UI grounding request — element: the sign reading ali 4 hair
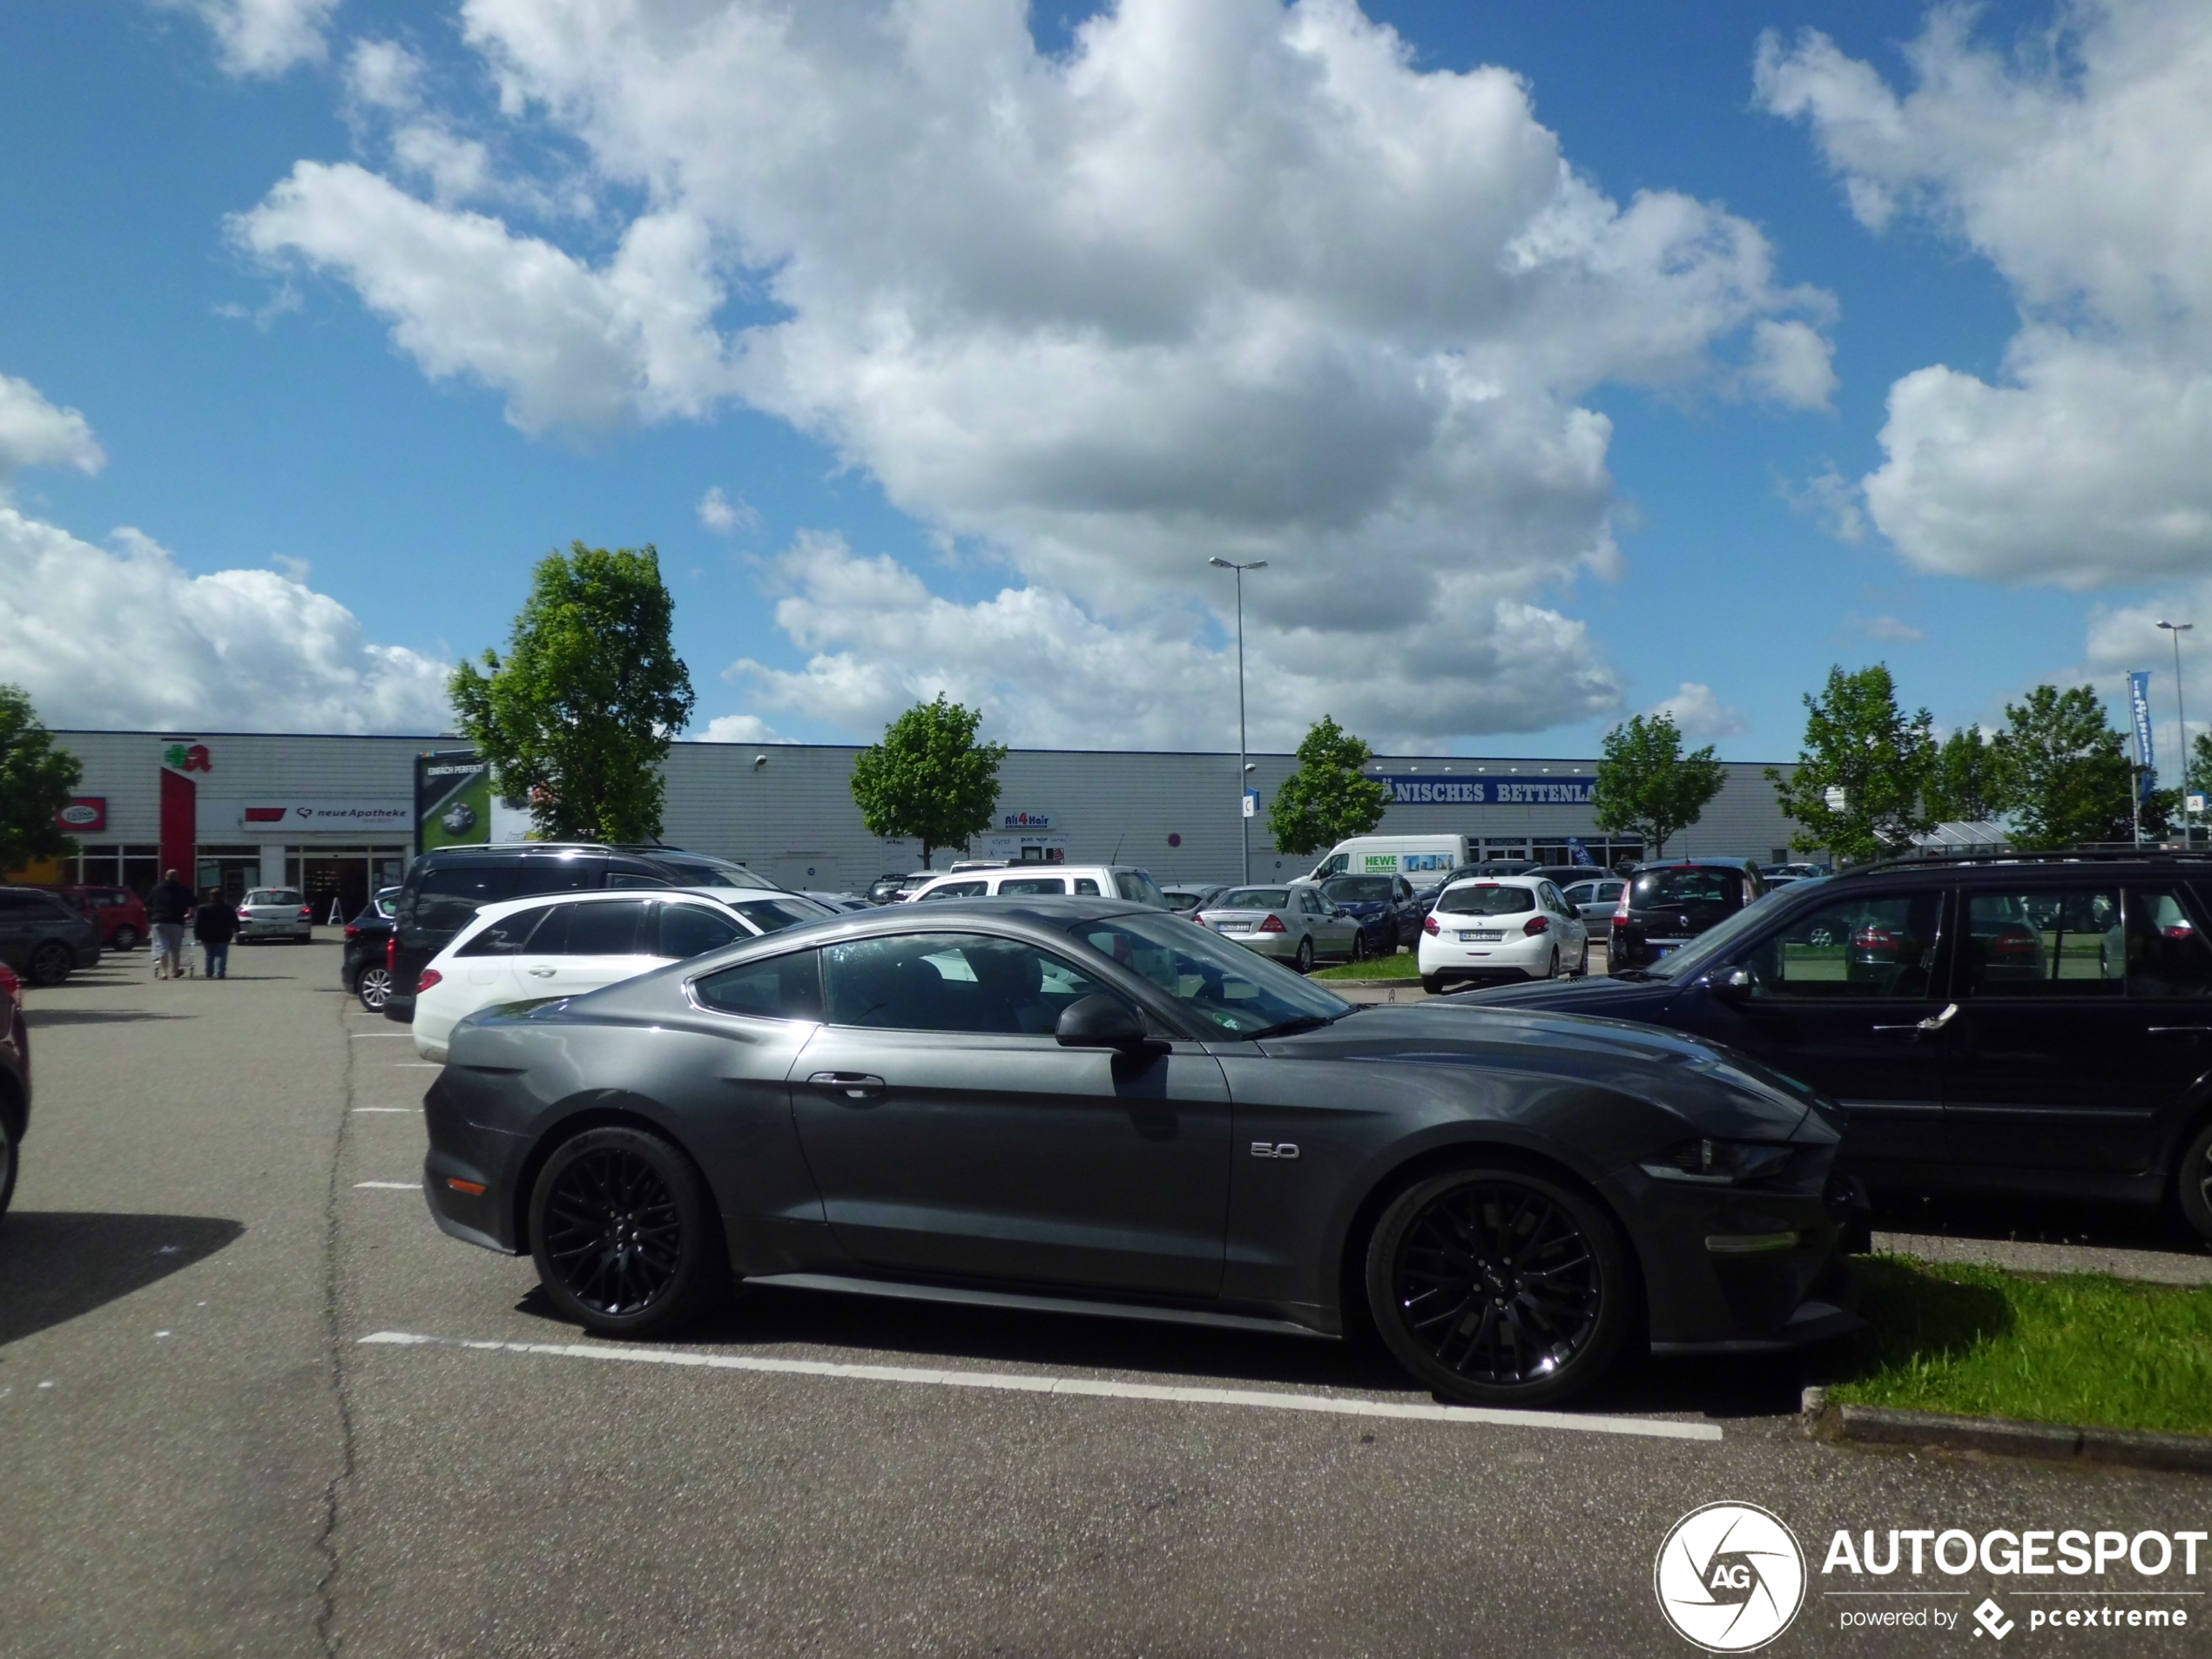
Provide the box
[1372,774,1596,806]
[415,751,494,854]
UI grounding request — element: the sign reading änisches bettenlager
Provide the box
[415,751,494,854]
[1372,774,1595,806]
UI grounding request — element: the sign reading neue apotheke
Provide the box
[229,799,413,831]
[1373,774,1597,806]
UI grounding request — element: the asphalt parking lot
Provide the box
[3,943,2207,1656]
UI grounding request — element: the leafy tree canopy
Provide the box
[849,695,1008,869]
[449,543,696,843]
[1592,712,1724,859]
[1991,684,2138,850]
[1767,664,1936,862]
[1924,726,2007,823]
[0,684,83,873]
[1267,716,1391,859]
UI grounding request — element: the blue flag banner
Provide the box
[2130,671,2157,797]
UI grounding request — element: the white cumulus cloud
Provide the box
[1758,0,2212,587]
[697,486,759,535]
[695,712,785,743]
[158,0,342,78]
[0,506,452,733]
[0,374,106,478]
[1642,680,1748,742]
[237,0,1838,741]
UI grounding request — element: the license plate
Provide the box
[1460,929,1503,942]
[1215,923,1249,934]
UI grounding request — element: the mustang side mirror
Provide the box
[1056,994,1152,1050]
[1709,966,1754,1001]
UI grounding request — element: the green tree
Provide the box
[1767,664,1936,862]
[448,543,696,843]
[1924,726,2006,822]
[1990,684,2138,849]
[849,694,1008,869]
[0,685,84,873]
[1267,716,1391,857]
[1592,712,1724,859]
[2184,731,2212,800]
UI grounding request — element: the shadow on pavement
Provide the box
[0,1213,245,1345]
[24,1008,194,1028]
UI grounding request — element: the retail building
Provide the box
[30,729,1802,913]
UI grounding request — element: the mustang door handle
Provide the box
[806,1071,887,1101]
[1872,1002,1958,1035]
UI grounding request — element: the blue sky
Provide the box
[3,0,2208,767]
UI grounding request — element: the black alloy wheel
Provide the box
[529,1125,726,1339]
[2178,1118,2212,1244]
[1294,936,1315,974]
[1366,1166,1629,1406]
[25,942,72,988]
[1351,929,1371,964]
[111,925,141,952]
[355,965,395,1013]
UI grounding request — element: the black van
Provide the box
[382,844,781,1023]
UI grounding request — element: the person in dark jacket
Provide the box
[145,870,196,981]
[192,887,238,980]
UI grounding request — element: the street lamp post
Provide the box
[1209,557,1267,881]
[2161,620,2194,846]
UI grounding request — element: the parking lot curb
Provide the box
[1800,1389,2212,1474]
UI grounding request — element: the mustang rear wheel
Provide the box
[2178,1117,2212,1244]
[1366,1165,1629,1406]
[529,1126,726,1339]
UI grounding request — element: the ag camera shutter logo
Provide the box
[1654,1501,1806,1652]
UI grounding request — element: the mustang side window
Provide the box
[1959,888,2121,997]
[692,950,824,1022]
[823,933,1119,1035]
[2123,889,2212,999]
[1742,892,1940,999]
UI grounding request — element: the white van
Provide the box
[1309,835,1474,882]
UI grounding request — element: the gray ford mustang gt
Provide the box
[421,898,1859,1406]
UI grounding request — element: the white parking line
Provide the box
[354,1182,419,1190]
[351,1107,418,1114]
[358,1331,1722,1442]
[349,1033,414,1039]
[395,1062,441,1069]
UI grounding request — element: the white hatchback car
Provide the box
[1417,875,1588,994]
[904,866,1170,907]
[411,887,835,1062]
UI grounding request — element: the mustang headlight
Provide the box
[1641,1138,1795,1186]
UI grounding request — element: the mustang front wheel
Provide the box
[1366,1166,1629,1406]
[529,1126,727,1339]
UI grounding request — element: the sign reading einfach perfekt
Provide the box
[1372,774,1596,806]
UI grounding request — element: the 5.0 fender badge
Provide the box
[1250,1142,1300,1159]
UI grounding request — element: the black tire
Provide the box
[1420,973,1444,995]
[1541,948,1560,981]
[1294,937,1314,974]
[356,966,395,1013]
[25,942,71,988]
[1365,1164,1631,1407]
[2177,1117,2212,1245]
[529,1125,727,1340]
[1571,940,1590,978]
[0,1107,16,1224]
[1351,929,1371,964]
[111,925,141,952]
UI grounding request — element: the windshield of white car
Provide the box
[1064,911,1352,1037]
[1435,884,1535,916]
[1218,887,1291,910]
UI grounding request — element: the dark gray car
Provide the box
[421,899,1858,1407]
[0,887,102,986]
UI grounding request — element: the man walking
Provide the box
[145,868,196,981]
[192,887,237,980]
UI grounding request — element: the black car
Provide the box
[421,898,1857,1407]
[342,887,400,1011]
[0,961,28,1223]
[1460,852,2212,1243]
[1610,860,1768,969]
[0,887,102,987]
[383,844,788,1025]
[1317,873,1420,953]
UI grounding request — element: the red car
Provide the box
[0,958,27,1222]
[43,884,151,951]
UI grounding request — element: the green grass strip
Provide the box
[1310,949,1423,981]
[1823,1256,2212,1437]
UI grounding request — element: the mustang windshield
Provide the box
[1066,911,1352,1037]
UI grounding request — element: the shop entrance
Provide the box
[287,846,410,923]
[194,844,263,904]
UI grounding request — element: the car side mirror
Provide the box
[1709,966,1754,1001]
[1056,994,1151,1050]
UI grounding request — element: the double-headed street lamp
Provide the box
[1209,557,1267,881]
[2160,619,2195,846]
